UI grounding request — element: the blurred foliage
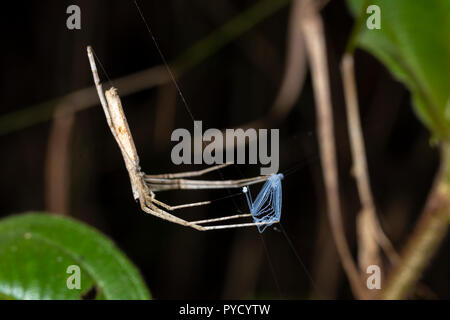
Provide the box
[0,213,150,300]
[347,0,450,140]
[0,0,290,136]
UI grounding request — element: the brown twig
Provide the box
[382,142,450,299]
[44,103,75,215]
[340,54,399,274]
[300,0,367,299]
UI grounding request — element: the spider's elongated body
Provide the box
[87,46,280,231]
[243,173,283,233]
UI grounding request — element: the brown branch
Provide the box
[340,54,399,274]
[382,142,450,299]
[44,103,75,215]
[300,0,367,299]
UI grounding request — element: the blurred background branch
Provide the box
[0,0,291,137]
[382,142,450,299]
[300,0,367,299]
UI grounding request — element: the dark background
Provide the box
[0,0,448,299]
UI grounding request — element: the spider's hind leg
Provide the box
[138,195,206,231]
[152,198,212,211]
[145,162,232,179]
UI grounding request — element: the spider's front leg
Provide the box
[137,183,206,231]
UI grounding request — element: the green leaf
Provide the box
[0,213,151,300]
[346,0,450,139]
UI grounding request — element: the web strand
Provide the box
[91,48,115,89]
[133,0,196,124]
[279,223,323,298]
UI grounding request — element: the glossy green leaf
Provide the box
[346,0,450,139]
[0,213,150,300]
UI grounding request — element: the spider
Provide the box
[87,46,280,231]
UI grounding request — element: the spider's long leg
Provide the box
[145,175,270,191]
[139,197,206,231]
[87,46,115,136]
[145,163,232,179]
[152,198,212,211]
[88,47,137,168]
[140,196,279,231]
[190,213,252,224]
[198,220,279,231]
[140,192,279,231]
